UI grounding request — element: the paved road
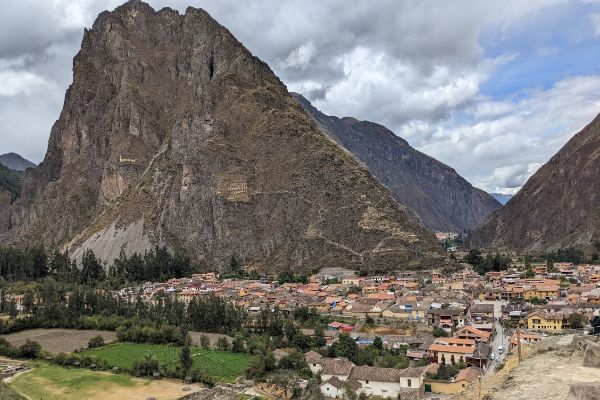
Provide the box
[473,300,510,374]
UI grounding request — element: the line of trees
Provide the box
[0,245,197,285]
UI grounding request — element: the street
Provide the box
[473,299,511,374]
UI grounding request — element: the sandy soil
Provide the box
[0,329,117,353]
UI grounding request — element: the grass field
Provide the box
[0,381,25,400]
[80,342,252,382]
[10,363,202,400]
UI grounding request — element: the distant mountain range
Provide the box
[0,153,36,171]
[471,113,600,252]
[490,193,513,205]
[292,93,502,233]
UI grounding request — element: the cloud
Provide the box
[591,13,600,36]
[0,0,599,197]
[416,75,600,194]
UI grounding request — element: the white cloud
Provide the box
[416,75,600,193]
[591,13,600,36]
[0,71,47,96]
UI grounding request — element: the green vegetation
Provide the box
[81,342,251,382]
[0,381,25,400]
[464,249,512,274]
[0,163,22,201]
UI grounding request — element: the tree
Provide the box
[465,249,483,267]
[314,325,326,347]
[216,337,230,351]
[231,334,246,353]
[372,336,383,350]
[568,313,586,329]
[19,339,41,358]
[332,334,359,362]
[132,353,160,377]
[88,335,105,349]
[270,370,302,399]
[180,344,193,375]
[200,335,210,349]
[433,327,449,337]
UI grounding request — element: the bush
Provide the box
[19,339,41,358]
[200,335,210,348]
[88,335,105,349]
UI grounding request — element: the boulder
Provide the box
[566,383,600,400]
[583,341,600,368]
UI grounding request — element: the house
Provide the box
[342,302,386,318]
[306,350,324,374]
[381,302,428,322]
[468,303,494,320]
[321,358,355,381]
[454,325,491,343]
[511,332,543,346]
[524,285,560,301]
[527,311,568,331]
[320,376,361,399]
[348,365,423,399]
[424,366,483,395]
[428,338,476,365]
[328,321,354,333]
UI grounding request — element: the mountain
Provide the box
[471,113,600,252]
[0,0,445,273]
[292,93,502,233]
[0,153,36,171]
[490,193,513,205]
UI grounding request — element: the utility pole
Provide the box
[478,376,482,399]
[517,328,522,362]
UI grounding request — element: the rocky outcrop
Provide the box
[471,113,600,252]
[583,341,600,368]
[566,383,600,400]
[0,0,444,273]
[292,93,501,233]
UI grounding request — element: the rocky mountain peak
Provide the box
[0,1,445,273]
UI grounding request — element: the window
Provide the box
[313,363,316,367]
[408,379,412,387]
[366,380,369,384]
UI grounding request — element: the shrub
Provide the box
[88,335,105,349]
[19,339,41,358]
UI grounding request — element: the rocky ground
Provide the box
[456,335,600,400]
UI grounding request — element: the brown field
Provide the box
[0,329,117,354]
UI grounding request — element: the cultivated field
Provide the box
[80,342,252,382]
[0,329,117,354]
[9,363,203,400]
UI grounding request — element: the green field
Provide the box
[9,363,202,400]
[80,342,251,382]
[0,381,25,400]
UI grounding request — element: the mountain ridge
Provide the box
[0,153,36,172]
[471,113,600,252]
[292,93,502,233]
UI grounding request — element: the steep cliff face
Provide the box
[0,0,445,273]
[292,93,501,233]
[471,113,600,252]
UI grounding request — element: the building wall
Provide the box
[425,379,468,394]
[320,383,341,398]
[357,380,402,399]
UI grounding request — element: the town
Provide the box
[3,252,598,399]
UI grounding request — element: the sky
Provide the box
[1,1,600,194]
